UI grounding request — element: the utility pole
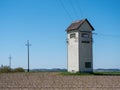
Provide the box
[8,55,12,69]
[25,40,31,72]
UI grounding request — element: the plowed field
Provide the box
[0,72,120,90]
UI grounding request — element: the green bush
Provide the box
[0,66,25,73]
[13,67,25,72]
[0,66,11,73]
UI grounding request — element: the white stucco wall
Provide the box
[67,31,79,72]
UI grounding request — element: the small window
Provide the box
[85,62,91,68]
[82,33,89,38]
[70,33,75,38]
[82,41,90,43]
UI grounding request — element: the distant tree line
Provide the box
[0,65,25,73]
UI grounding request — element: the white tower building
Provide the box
[66,19,94,72]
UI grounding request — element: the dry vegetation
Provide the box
[0,72,120,90]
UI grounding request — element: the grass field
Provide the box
[0,72,120,90]
[61,72,120,76]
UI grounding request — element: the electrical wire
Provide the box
[58,0,73,21]
[93,33,120,37]
[69,0,79,20]
[75,0,84,18]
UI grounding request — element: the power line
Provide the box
[69,0,79,19]
[25,40,31,72]
[75,0,84,18]
[58,0,84,21]
[58,0,73,21]
[93,33,120,37]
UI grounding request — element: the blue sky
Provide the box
[0,0,120,69]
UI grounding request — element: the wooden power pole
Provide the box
[25,40,31,72]
[8,55,12,69]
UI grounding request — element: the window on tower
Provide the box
[82,33,89,38]
[70,33,76,38]
[82,41,90,43]
[85,62,91,68]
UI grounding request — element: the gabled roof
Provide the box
[66,19,94,31]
